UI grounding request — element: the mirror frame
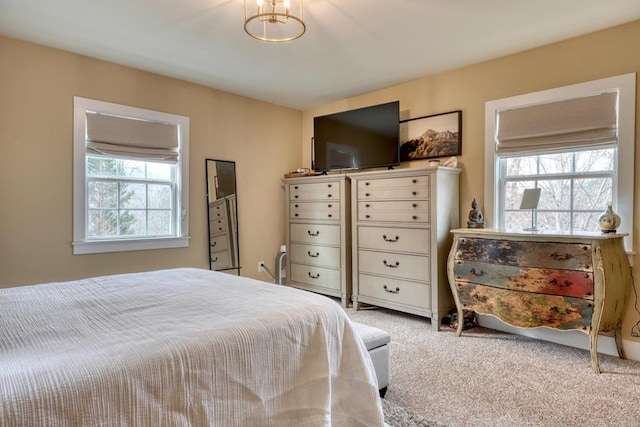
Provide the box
[205,158,241,275]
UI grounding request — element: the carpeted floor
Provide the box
[346,305,640,427]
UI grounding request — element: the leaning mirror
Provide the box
[205,159,240,274]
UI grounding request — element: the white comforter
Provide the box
[0,268,383,426]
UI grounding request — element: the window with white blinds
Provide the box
[73,97,190,255]
[484,73,635,253]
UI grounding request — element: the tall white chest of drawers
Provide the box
[348,167,460,330]
[284,175,351,307]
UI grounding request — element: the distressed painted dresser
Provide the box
[283,175,351,307]
[349,167,460,330]
[447,228,632,373]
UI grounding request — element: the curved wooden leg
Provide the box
[614,325,626,359]
[456,306,464,337]
[589,329,601,374]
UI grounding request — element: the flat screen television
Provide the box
[313,101,399,172]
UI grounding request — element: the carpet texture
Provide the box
[346,306,640,427]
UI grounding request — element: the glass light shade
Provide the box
[244,0,305,42]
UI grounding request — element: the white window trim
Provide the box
[73,97,190,254]
[484,73,635,253]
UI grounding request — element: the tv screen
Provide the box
[313,101,399,172]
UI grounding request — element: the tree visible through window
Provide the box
[502,148,615,232]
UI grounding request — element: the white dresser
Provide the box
[283,175,351,307]
[208,197,234,270]
[348,167,460,330]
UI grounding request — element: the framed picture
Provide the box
[399,110,462,161]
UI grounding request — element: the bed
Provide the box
[0,268,384,426]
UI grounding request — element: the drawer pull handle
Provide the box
[294,214,299,217]
[365,182,370,186]
[412,215,418,220]
[328,194,332,197]
[307,251,320,258]
[295,195,299,199]
[549,252,573,261]
[412,203,417,208]
[412,179,417,184]
[383,260,400,268]
[383,234,400,242]
[365,192,370,197]
[308,272,320,279]
[328,184,332,188]
[383,285,400,294]
[365,204,371,208]
[412,191,418,196]
[294,186,299,189]
[469,267,485,276]
[328,214,333,218]
[328,204,332,208]
[211,242,217,247]
[365,214,371,219]
[211,257,218,262]
[295,204,299,208]
[308,230,320,236]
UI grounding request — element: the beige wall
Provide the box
[302,20,640,342]
[0,36,301,287]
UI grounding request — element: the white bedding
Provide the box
[0,268,383,426]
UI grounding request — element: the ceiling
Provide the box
[1,0,640,110]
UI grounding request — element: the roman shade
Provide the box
[86,112,179,162]
[496,91,617,155]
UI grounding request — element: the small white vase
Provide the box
[598,202,621,233]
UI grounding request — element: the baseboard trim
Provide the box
[477,314,640,361]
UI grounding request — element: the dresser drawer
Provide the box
[290,202,340,220]
[290,263,341,290]
[358,226,430,254]
[358,186,429,201]
[210,251,231,269]
[454,238,593,271]
[209,218,228,234]
[290,243,341,268]
[290,223,340,245]
[455,282,592,330]
[358,201,430,223]
[209,206,227,220]
[209,235,229,252]
[357,175,429,190]
[359,273,430,308]
[359,250,429,282]
[290,182,340,201]
[453,261,594,299]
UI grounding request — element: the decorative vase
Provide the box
[597,202,621,233]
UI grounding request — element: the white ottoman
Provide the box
[353,322,390,398]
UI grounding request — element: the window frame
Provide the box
[484,73,635,253]
[73,97,190,255]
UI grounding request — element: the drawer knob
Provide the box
[211,257,218,262]
[308,251,320,258]
[295,214,299,217]
[383,260,400,268]
[412,191,417,196]
[328,184,332,188]
[412,203,417,208]
[469,267,485,276]
[383,285,400,294]
[308,272,320,279]
[365,182,370,186]
[365,204,371,208]
[412,215,418,220]
[365,192,370,197]
[328,204,332,208]
[211,242,217,247]
[307,230,320,236]
[328,214,333,218]
[365,214,371,219]
[295,204,299,208]
[412,179,417,184]
[383,235,400,243]
[295,195,299,199]
[549,252,573,261]
[328,194,332,197]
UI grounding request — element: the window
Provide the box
[485,74,635,252]
[73,97,190,254]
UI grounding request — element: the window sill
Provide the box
[72,236,190,255]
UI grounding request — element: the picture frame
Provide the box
[399,110,462,161]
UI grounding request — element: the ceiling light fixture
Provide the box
[244,0,306,42]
